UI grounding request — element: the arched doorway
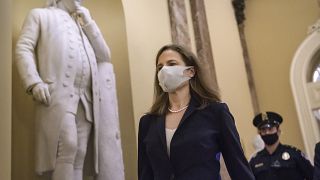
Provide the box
[291,20,320,160]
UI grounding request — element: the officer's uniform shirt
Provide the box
[249,143,314,180]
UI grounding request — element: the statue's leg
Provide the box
[52,112,78,180]
[73,102,92,180]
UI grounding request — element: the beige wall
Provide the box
[205,0,257,157]
[12,0,136,179]
[245,0,319,153]
[0,0,12,180]
[121,0,172,134]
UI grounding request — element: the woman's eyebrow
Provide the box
[166,59,176,63]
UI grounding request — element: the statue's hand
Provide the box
[32,82,51,106]
[76,6,92,26]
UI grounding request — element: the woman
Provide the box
[138,44,255,180]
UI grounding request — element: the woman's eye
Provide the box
[168,62,176,66]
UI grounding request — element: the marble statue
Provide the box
[15,0,125,179]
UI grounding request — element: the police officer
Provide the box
[249,111,314,180]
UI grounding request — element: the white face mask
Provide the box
[158,66,192,92]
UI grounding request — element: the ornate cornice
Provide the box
[308,19,320,34]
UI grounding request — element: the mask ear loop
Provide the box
[184,66,195,78]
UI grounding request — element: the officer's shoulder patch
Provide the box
[283,144,309,160]
[283,144,294,149]
[283,144,300,152]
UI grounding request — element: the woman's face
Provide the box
[156,50,186,71]
[61,0,83,12]
[156,49,195,92]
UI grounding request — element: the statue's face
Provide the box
[61,0,83,13]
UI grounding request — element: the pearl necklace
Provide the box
[168,105,189,113]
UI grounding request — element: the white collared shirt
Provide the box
[165,128,177,157]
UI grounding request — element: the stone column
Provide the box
[167,0,191,50]
[189,0,219,90]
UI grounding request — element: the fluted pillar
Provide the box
[189,0,218,89]
[167,0,191,50]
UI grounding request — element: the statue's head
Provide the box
[46,0,58,7]
[46,0,83,13]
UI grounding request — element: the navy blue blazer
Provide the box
[138,97,255,180]
[314,142,320,180]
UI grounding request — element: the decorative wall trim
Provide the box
[308,19,320,34]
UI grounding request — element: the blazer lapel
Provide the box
[155,96,199,159]
[177,96,198,129]
[156,115,168,155]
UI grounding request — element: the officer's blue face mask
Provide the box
[260,132,279,146]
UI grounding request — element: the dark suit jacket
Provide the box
[138,96,255,180]
[314,142,320,180]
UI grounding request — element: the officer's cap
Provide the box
[253,111,283,129]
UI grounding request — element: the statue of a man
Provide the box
[15,0,124,179]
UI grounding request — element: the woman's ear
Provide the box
[185,66,195,78]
